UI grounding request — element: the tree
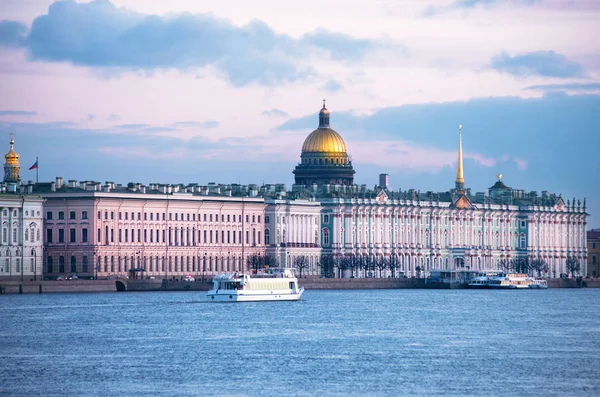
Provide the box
[320,254,334,278]
[348,255,359,278]
[335,256,351,278]
[246,254,277,273]
[566,256,580,277]
[388,255,400,278]
[530,259,549,277]
[375,256,388,278]
[363,256,376,278]
[293,255,309,278]
[510,257,530,274]
[498,259,512,272]
[247,255,262,273]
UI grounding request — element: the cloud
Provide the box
[454,0,539,8]
[0,110,36,116]
[302,28,391,60]
[4,0,394,87]
[87,113,96,121]
[261,109,289,118]
[490,51,586,78]
[171,120,219,128]
[323,80,343,93]
[512,157,527,170]
[277,92,600,190]
[524,82,600,92]
[0,20,27,47]
[107,113,120,121]
[422,0,540,16]
[114,123,150,129]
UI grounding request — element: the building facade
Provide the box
[587,229,600,277]
[265,198,322,275]
[11,102,590,281]
[291,105,588,278]
[0,136,44,281]
[35,180,265,280]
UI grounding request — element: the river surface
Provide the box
[1,289,599,397]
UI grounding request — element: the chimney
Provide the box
[50,182,56,192]
[55,177,63,189]
[379,173,390,190]
[68,180,78,188]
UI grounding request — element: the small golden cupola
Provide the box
[4,133,21,183]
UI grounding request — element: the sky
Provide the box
[0,0,599,226]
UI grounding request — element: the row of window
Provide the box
[98,210,262,224]
[47,211,88,221]
[45,255,242,274]
[46,228,88,244]
[47,227,262,246]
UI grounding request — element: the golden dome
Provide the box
[5,136,19,165]
[302,127,347,153]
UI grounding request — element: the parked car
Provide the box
[67,275,79,280]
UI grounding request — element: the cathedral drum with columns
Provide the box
[293,100,355,187]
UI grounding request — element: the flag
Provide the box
[29,160,38,170]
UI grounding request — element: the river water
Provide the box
[1,289,598,397]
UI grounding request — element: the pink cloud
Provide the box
[512,156,527,170]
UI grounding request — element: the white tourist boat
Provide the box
[486,273,548,289]
[207,268,304,302]
[528,278,548,289]
[468,271,500,289]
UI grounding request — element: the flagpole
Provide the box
[36,156,38,184]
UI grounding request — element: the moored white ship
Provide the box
[468,271,500,289]
[487,273,548,289]
[207,268,304,302]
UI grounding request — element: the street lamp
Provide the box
[94,252,98,280]
[32,248,37,281]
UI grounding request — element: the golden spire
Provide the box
[455,125,465,193]
[456,125,464,183]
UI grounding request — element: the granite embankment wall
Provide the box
[2,277,599,295]
[0,279,117,294]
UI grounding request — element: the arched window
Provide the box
[71,256,77,273]
[520,233,527,249]
[59,256,65,273]
[47,256,53,273]
[322,229,330,246]
[83,256,88,273]
[25,229,29,242]
[265,229,270,245]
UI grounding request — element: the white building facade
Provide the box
[0,136,45,281]
[265,198,322,276]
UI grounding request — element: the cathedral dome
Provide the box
[301,101,347,153]
[4,136,19,165]
[301,128,347,153]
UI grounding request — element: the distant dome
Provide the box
[301,128,347,153]
[4,137,19,165]
[300,101,347,154]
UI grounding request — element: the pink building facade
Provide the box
[38,180,266,280]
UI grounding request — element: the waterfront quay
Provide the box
[2,276,598,294]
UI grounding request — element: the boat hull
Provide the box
[207,289,304,302]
